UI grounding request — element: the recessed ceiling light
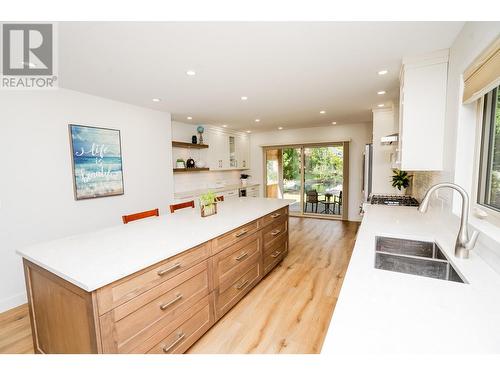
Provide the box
[241,96,248,101]
[186,70,196,76]
[378,70,388,75]
[278,127,283,130]
[255,119,260,122]
[152,98,161,102]
[222,124,228,128]
[377,104,385,108]
[187,116,193,120]
[246,130,251,133]
[331,122,337,125]
[377,90,386,95]
[319,110,326,114]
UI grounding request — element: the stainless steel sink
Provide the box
[374,236,466,283]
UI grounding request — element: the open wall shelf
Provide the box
[172,141,209,149]
[173,168,210,173]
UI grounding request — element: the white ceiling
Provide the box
[58,22,464,132]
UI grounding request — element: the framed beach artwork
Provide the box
[69,124,124,200]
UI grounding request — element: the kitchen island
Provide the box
[17,198,292,354]
[322,204,500,354]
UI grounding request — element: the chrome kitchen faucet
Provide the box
[418,183,479,259]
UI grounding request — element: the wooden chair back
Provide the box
[169,200,195,213]
[122,208,159,224]
[216,195,224,202]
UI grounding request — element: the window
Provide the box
[478,85,500,212]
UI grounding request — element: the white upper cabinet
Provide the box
[397,50,448,171]
[208,130,230,170]
[207,128,250,170]
[235,134,250,169]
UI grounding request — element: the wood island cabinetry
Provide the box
[23,206,289,354]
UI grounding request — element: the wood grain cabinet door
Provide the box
[97,242,210,314]
[99,261,210,353]
[211,220,260,254]
[212,232,263,320]
[262,218,288,250]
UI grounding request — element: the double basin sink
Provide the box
[375,236,466,283]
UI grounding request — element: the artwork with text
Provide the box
[69,124,124,200]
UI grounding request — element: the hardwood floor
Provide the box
[0,217,358,354]
[0,304,33,354]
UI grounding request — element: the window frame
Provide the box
[472,86,500,227]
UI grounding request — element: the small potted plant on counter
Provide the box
[176,158,185,169]
[200,190,217,217]
[391,169,411,195]
[240,173,250,186]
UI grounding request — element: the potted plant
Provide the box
[176,158,185,169]
[391,169,411,195]
[199,190,217,217]
[240,173,250,186]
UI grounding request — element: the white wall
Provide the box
[0,89,173,312]
[372,108,399,194]
[171,121,245,193]
[249,122,373,221]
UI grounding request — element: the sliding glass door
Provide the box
[303,145,344,216]
[264,142,348,219]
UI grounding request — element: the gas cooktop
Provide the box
[370,195,419,206]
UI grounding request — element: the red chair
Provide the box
[122,208,159,224]
[169,200,195,213]
[216,195,224,202]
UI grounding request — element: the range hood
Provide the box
[381,133,399,144]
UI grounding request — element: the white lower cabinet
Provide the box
[222,189,239,200]
[246,185,260,197]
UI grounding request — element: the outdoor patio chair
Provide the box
[304,190,320,213]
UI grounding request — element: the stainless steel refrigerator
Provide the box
[362,144,373,202]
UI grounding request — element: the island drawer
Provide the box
[215,261,261,320]
[97,242,210,314]
[212,220,260,254]
[131,294,214,354]
[99,261,210,353]
[260,207,288,228]
[212,232,261,288]
[263,219,288,249]
[264,237,288,275]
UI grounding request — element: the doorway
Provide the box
[264,142,349,220]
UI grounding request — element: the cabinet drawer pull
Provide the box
[235,229,248,238]
[235,279,249,290]
[270,229,281,236]
[157,262,181,276]
[271,213,281,218]
[162,332,186,353]
[159,293,183,311]
[271,251,282,258]
[235,252,248,261]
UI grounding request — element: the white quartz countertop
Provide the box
[17,198,292,292]
[174,183,259,199]
[322,204,500,354]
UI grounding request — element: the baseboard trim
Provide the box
[0,292,28,313]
